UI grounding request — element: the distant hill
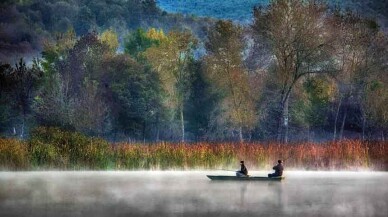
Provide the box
[157,0,265,23]
[0,0,215,63]
[1,0,386,63]
[157,0,387,28]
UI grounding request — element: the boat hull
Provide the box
[207,175,284,181]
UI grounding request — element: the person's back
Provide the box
[268,160,284,178]
[273,163,283,176]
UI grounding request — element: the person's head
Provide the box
[278,160,282,164]
[240,161,244,164]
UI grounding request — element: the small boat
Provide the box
[207,175,285,181]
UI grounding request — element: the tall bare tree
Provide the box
[252,0,334,142]
[205,21,257,142]
[328,11,386,141]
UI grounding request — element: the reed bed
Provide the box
[0,138,29,170]
[114,140,388,171]
[0,128,387,171]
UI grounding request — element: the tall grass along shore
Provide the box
[0,127,387,171]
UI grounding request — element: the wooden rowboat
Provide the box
[207,175,285,181]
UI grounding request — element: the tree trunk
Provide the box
[143,120,146,144]
[156,113,160,142]
[21,124,24,139]
[277,95,290,143]
[362,115,366,141]
[283,97,289,143]
[239,126,243,143]
[277,99,284,143]
[333,97,343,141]
[180,104,185,143]
[339,109,347,140]
[21,117,25,139]
[277,109,283,142]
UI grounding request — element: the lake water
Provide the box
[1,171,387,217]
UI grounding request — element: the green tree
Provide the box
[0,59,43,137]
[328,10,385,140]
[185,60,218,141]
[124,28,164,59]
[360,32,388,140]
[102,54,162,141]
[0,63,14,134]
[35,32,111,135]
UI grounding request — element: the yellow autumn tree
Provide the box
[146,28,167,41]
[143,30,197,142]
[100,29,119,52]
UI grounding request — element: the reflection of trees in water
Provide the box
[240,183,248,206]
[236,181,287,214]
[268,181,286,214]
[268,182,286,210]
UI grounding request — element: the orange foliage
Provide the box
[113,140,388,171]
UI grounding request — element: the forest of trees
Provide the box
[0,0,387,143]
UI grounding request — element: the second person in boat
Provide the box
[268,160,284,178]
[236,161,248,177]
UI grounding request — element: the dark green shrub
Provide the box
[29,127,112,169]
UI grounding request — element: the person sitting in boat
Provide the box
[236,161,248,177]
[268,160,283,178]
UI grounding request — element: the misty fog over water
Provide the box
[0,171,387,217]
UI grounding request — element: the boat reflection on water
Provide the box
[240,183,247,206]
[207,176,288,214]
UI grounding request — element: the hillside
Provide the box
[158,0,387,27]
[0,0,215,63]
[157,0,265,23]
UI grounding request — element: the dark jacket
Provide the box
[273,163,284,176]
[240,164,248,175]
